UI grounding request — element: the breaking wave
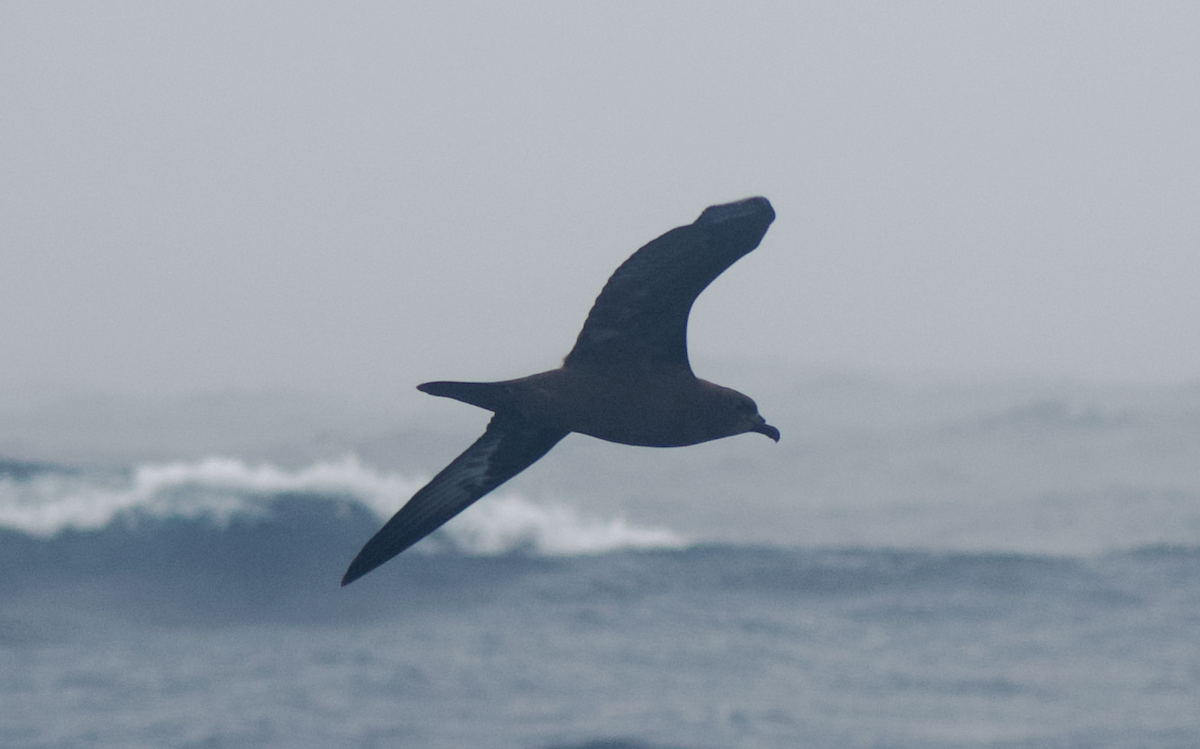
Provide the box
[0,455,686,555]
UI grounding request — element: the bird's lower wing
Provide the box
[341,414,568,585]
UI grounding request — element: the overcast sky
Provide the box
[3,2,1198,409]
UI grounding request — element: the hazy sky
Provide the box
[3,2,1199,408]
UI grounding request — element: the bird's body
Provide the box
[342,196,779,586]
[422,368,763,448]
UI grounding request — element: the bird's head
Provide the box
[705,384,782,441]
[730,391,780,442]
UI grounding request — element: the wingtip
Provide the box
[695,197,775,251]
[341,542,390,586]
[696,196,775,226]
[340,558,369,587]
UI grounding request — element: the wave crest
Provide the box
[0,455,685,555]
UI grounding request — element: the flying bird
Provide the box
[342,197,779,585]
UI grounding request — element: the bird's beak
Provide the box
[751,416,781,442]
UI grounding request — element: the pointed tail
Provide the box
[417,380,511,412]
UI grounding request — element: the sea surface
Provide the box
[2,373,1199,748]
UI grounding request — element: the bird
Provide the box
[342,196,779,586]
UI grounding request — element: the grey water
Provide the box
[2,370,1199,748]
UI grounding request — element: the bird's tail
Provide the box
[417,380,511,412]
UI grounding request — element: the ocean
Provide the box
[2,371,1199,748]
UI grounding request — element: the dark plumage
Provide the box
[342,197,779,586]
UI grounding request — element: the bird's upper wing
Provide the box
[341,414,568,585]
[563,197,775,372]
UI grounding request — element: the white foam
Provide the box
[439,495,687,555]
[0,455,687,554]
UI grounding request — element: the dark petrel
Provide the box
[342,197,779,585]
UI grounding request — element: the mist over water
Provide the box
[5,367,1200,554]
